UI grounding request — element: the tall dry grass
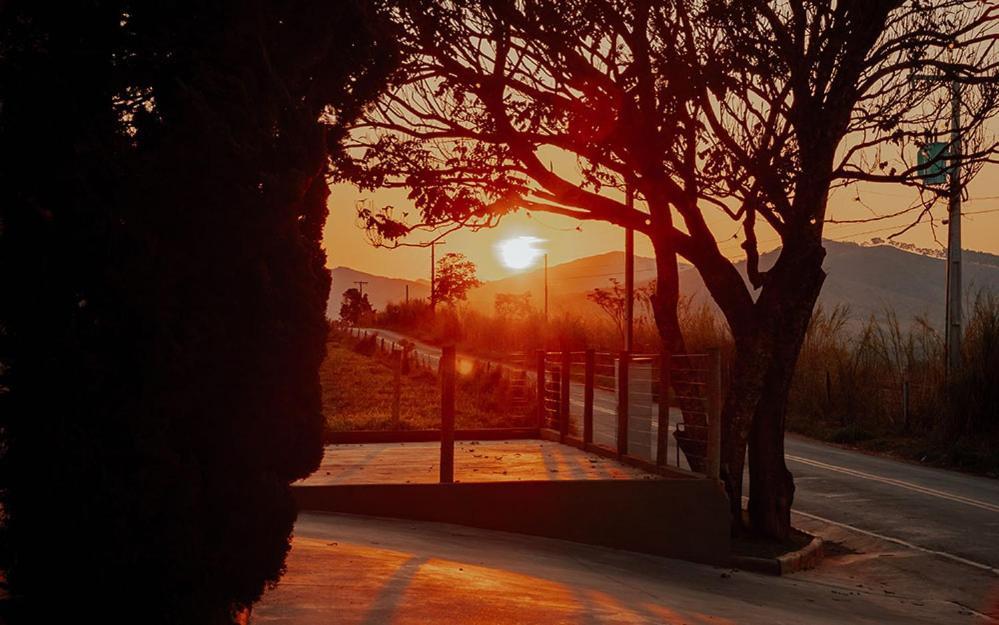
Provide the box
[371,289,999,473]
[788,292,999,472]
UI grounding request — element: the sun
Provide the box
[497,236,544,270]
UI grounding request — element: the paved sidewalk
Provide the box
[253,513,984,624]
[302,440,661,486]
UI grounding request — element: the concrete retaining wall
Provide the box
[293,478,731,565]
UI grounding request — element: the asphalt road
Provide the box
[355,327,999,573]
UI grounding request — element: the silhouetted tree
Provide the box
[587,278,655,345]
[433,253,482,306]
[0,1,394,622]
[341,0,999,538]
[495,292,533,320]
[340,288,376,324]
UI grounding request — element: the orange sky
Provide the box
[323,173,999,282]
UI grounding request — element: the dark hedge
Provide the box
[0,2,393,622]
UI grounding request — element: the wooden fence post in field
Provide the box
[440,345,456,484]
[391,348,402,429]
[706,348,722,481]
[583,349,595,445]
[535,350,546,430]
[401,344,411,375]
[560,350,571,441]
[616,351,630,456]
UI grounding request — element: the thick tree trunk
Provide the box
[745,246,826,539]
[714,239,826,537]
[748,382,796,539]
[719,335,768,526]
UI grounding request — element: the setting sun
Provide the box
[497,236,544,270]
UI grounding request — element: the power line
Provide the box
[963,207,999,217]
[524,211,583,232]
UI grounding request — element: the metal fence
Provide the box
[340,326,721,480]
[536,349,722,479]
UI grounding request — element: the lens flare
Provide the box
[497,236,544,270]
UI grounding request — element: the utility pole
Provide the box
[405,284,409,303]
[429,240,446,311]
[914,70,963,374]
[544,253,549,321]
[945,77,963,375]
[353,281,369,298]
[624,183,635,352]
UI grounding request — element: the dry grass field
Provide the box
[320,331,533,437]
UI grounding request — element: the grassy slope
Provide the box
[320,332,533,436]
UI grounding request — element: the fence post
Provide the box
[616,351,630,457]
[560,350,571,441]
[583,349,595,445]
[401,344,411,375]
[391,348,402,429]
[706,347,722,481]
[535,350,546,430]
[656,351,671,466]
[440,345,456,484]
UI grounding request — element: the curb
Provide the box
[731,533,824,576]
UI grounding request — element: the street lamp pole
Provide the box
[430,240,446,312]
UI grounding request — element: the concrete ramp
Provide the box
[294,441,730,565]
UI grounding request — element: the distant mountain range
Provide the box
[465,250,665,314]
[327,266,429,317]
[681,241,999,329]
[329,241,999,330]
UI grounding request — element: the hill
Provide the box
[675,241,999,328]
[328,266,429,316]
[464,250,661,314]
[331,241,999,329]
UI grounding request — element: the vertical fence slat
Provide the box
[706,347,722,480]
[656,352,671,466]
[535,350,546,430]
[560,350,571,441]
[616,351,630,456]
[391,348,402,429]
[583,349,595,445]
[440,345,456,484]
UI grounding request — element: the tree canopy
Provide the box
[341,288,376,324]
[433,252,482,305]
[340,0,999,538]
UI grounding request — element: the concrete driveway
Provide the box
[253,512,988,624]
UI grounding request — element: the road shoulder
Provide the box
[792,511,999,622]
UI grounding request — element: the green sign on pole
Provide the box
[917,142,950,185]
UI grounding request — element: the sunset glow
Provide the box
[497,236,544,270]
